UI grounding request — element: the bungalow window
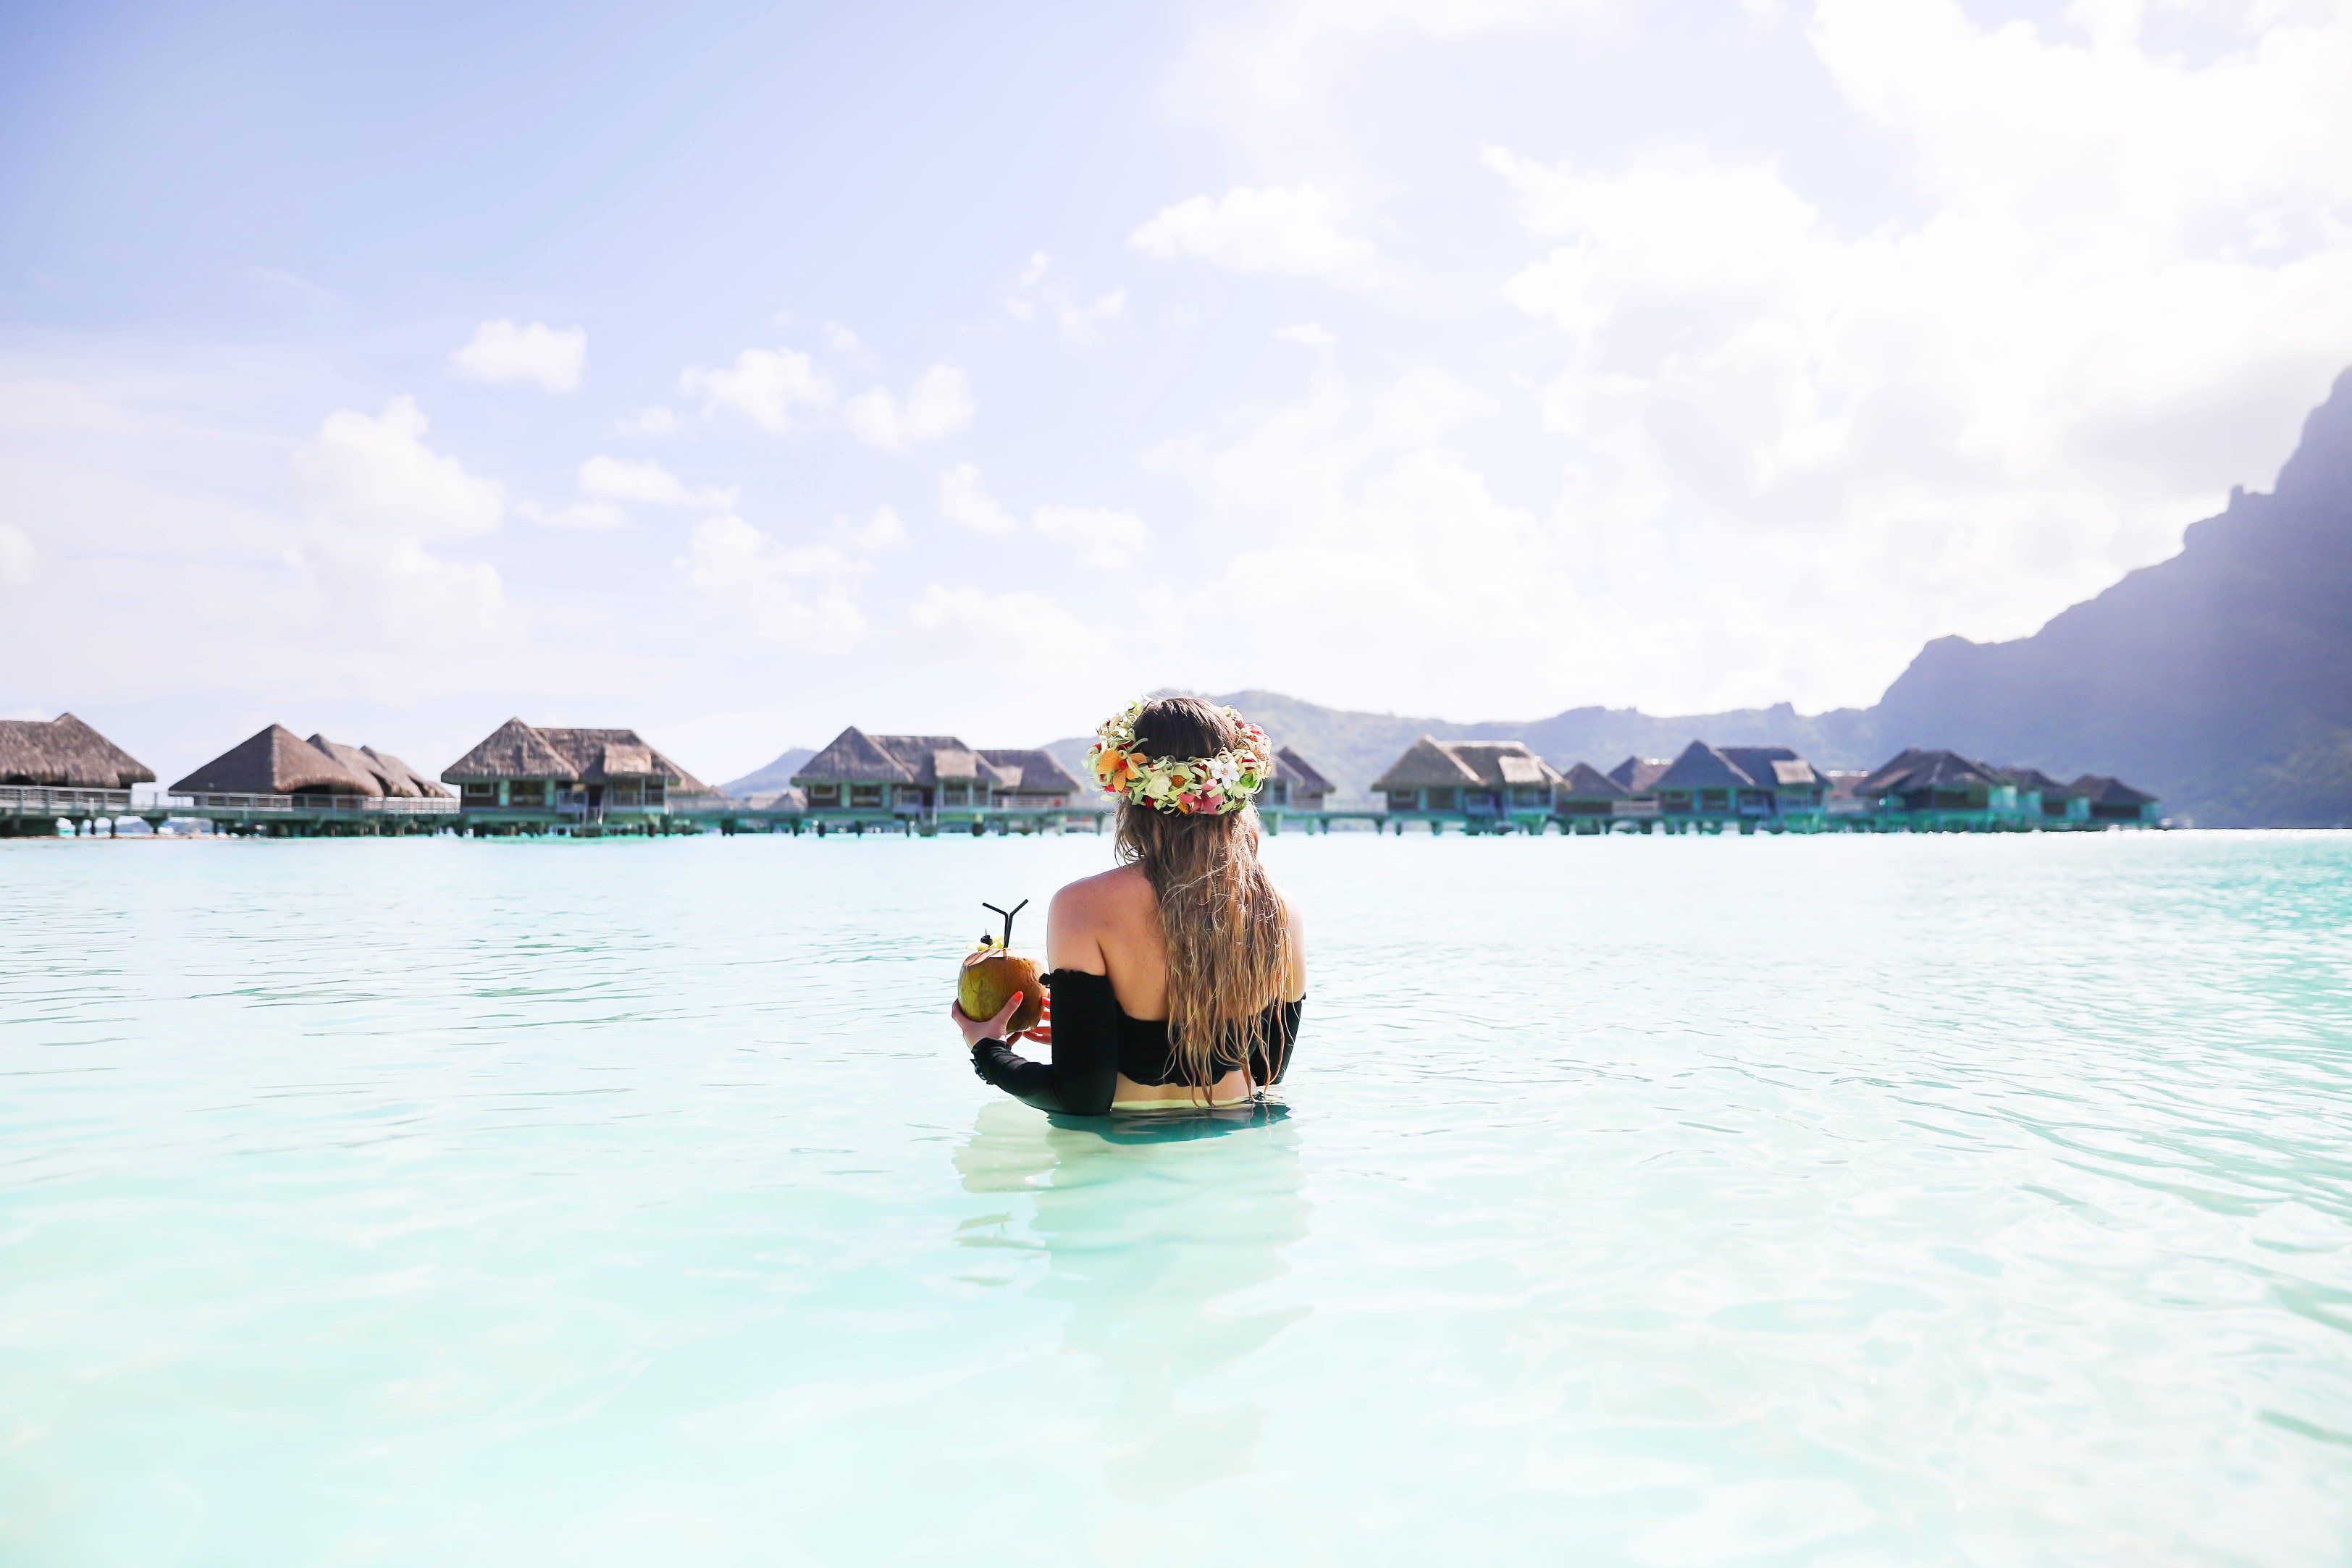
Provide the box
[941,784,969,806]
[644,779,665,804]
[1387,791,1419,812]
[508,780,546,807]
[1931,789,1973,809]
[1697,788,1729,811]
[849,784,884,809]
[1512,787,1548,807]
[608,785,641,808]
[1265,782,1289,806]
[1427,788,1457,810]
[461,783,495,805]
[808,783,841,807]
[895,786,923,807]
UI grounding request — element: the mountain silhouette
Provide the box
[1870,366,2352,825]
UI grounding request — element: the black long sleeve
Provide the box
[967,968,1121,1116]
[1253,1001,1303,1088]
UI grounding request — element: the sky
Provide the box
[3,0,2350,788]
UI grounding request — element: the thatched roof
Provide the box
[1857,747,1932,796]
[794,728,961,785]
[791,729,1072,793]
[2072,774,2159,808]
[1652,741,1747,791]
[440,719,707,790]
[978,748,1083,794]
[1718,746,1813,788]
[0,713,154,788]
[1373,737,1478,791]
[1372,737,1561,792]
[1559,762,1628,799]
[1996,765,2079,799]
[306,735,450,798]
[1862,749,2011,798]
[1654,742,1816,793]
[1271,746,1334,794]
[175,725,382,796]
[1607,756,1672,793]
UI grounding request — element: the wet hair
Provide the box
[1112,696,1293,1092]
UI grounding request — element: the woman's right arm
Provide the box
[964,880,1120,1116]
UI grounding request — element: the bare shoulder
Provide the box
[1052,864,1154,916]
[1047,864,1153,971]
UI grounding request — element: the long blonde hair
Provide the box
[1113,697,1292,1089]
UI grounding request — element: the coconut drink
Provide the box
[957,899,1043,1033]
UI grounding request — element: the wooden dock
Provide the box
[2,786,2154,840]
[668,800,1110,837]
[1,786,460,836]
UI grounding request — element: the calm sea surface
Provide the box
[3,831,2349,1565]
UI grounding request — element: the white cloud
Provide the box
[941,463,1150,568]
[1463,0,2352,704]
[1004,253,1128,342]
[307,535,507,646]
[1034,505,1148,570]
[289,397,510,644]
[1145,354,1623,714]
[909,583,1099,665]
[681,513,866,643]
[1059,289,1127,344]
[939,462,1019,535]
[448,319,586,393]
[846,364,975,450]
[516,499,628,532]
[1130,184,1375,279]
[847,504,909,553]
[0,523,32,586]
[681,346,836,432]
[578,454,734,510]
[823,321,866,356]
[292,396,503,541]
[612,406,678,437]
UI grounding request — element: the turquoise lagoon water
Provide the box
[3,830,2349,1565]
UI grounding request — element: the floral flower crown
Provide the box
[1086,699,1274,817]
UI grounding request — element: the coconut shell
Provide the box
[958,950,1043,1032]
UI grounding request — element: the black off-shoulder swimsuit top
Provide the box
[969,969,1301,1116]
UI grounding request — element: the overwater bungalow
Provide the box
[1996,766,2091,825]
[1258,746,1336,828]
[441,720,706,835]
[0,713,156,835]
[1372,738,1562,833]
[1555,762,1641,833]
[790,728,1090,832]
[171,725,455,834]
[1855,749,2023,830]
[2071,775,2161,825]
[1821,770,1874,822]
[1650,742,1827,831]
[1606,756,1672,794]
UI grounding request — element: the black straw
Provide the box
[980,898,1028,948]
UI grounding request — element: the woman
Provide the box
[950,696,1306,1114]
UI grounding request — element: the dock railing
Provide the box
[1,786,133,815]
[164,793,461,817]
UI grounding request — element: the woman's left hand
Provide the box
[949,990,1027,1050]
